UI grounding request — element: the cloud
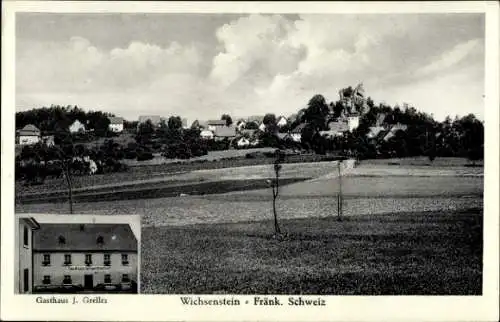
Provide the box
[417,38,483,77]
[16,14,485,121]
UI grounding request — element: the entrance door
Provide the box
[23,269,29,293]
[84,274,93,289]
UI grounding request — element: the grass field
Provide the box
[140,209,482,294]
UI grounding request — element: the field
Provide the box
[15,157,484,295]
[140,209,482,294]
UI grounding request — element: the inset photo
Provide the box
[15,214,140,294]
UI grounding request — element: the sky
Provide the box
[16,13,485,122]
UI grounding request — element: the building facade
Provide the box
[32,223,138,291]
[69,120,86,133]
[17,124,41,145]
[108,117,124,133]
[15,217,40,293]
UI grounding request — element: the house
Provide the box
[207,120,227,132]
[276,116,288,128]
[69,119,86,133]
[347,114,360,132]
[383,123,408,142]
[236,137,250,147]
[291,123,307,142]
[236,119,246,131]
[108,117,124,133]
[15,216,40,293]
[17,124,41,145]
[258,123,267,132]
[138,115,164,128]
[367,126,385,139]
[182,118,189,129]
[213,126,236,141]
[41,135,55,147]
[200,130,214,140]
[322,121,349,138]
[32,223,138,292]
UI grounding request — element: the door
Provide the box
[23,269,29,293]
[84,274,93,289]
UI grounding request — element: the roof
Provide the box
[20,217,40,230]
[327,121,349,133]
[33,223,137,252]
[367,126,385,139]
[18,124,41,136]
[240,129,256,137]
[214,126,236,137]
[207,120,227,126]
[138,115,163,125]
[108,117,124,124]
[247,115,264,124]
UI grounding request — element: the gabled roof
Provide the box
[108,117,124,124]
[367,126,385,139]
[18,124,41,136]
[207,120,227,126]
[328,121,349,133]
[33,223,137,252]
[291,123,307,133]
[214,126,236,137]
[138,115,163,125]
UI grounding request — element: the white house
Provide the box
[69,120,86,133]
[258,123,267,132]
[236,137,250,147]
[108,117,124,133]
[291,123,306,143]
[15,216,40,293]
[200,130,214,140]
[276,116,288,128]
[236,120,246,131]
[17,124,41,145]
[347,115,360,132]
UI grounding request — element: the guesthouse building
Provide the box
[17,124,41,145]
[32,223,138,292]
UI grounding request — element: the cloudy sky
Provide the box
[16,13,485,122]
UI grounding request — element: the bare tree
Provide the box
[337,160,343,221]
[269,150,284,237]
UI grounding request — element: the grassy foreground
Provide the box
[141,209,482,295]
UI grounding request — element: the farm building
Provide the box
[291,123,306,142]
[17,124,41,145]
[108,117,124,133]
[276,116,288,127]
[32,223,138,292]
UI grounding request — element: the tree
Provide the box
[221,114,233,126]
[268,150,285,238]
[263,113,278,133]
[168,116,183,130]
[245,121,259,130]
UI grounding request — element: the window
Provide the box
[63,254,72,266]
[121,254,129,266]
[96,235,104,244]
[43,276,51,285]
[58,235,66,244]
[85,254,92,266]
[23,269,29,292]
[42,254,50,266]
[63,275,72,285]
[104,274,111,284]
[122,274,130,283]
[23,226,29,247]
[103,254,111,266]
